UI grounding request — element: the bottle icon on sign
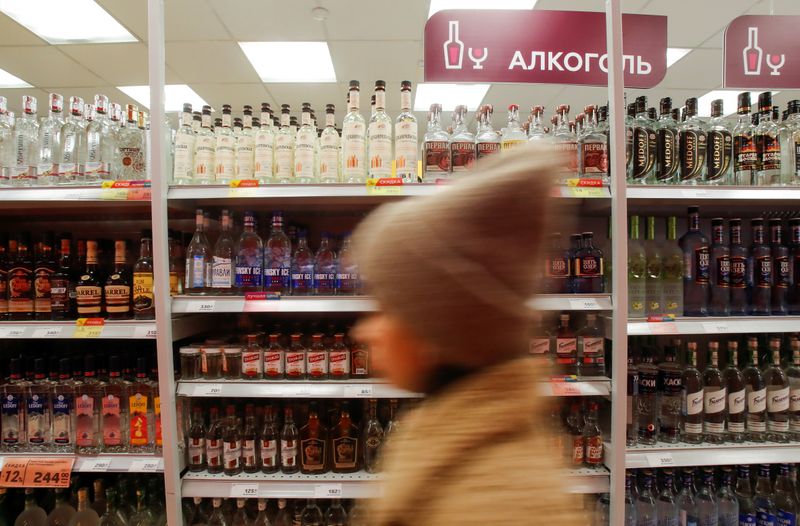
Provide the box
[443,21,464,70]
[742,27,763,76]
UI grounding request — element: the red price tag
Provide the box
[0,459,29,487]
[551,382,582,396]
[1,458,74,488]
[230,179,259,188]
[244,292,268,301]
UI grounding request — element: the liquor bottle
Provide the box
[0,233,6,319]
[553,104,578,179]
[289,230,313,296]
[577,104,605,182]
[127,358,153,454]
[74,356,101,455]
[704,99,733,185]
[51,359,76,453]
[681,342,704,444]
[299,500,323,526]
[573,232,604,293]
[731,93,758,186]
[307,334,328,380]
[331,402,360,473]
[677,97,706,184]
[702,342,726,443]
[363,398,384,473]
[784,100,800,185]
[37,93,63,186]
[658,345,682,443]
[101,356,128,453]
[788,341,800,441]
[773,464,797,526]
[205,406,223,474]
[656,469,678,525]
[727,218,749,315]
[769,218,789,315]
[643,217,663,317]
[234,105,255,179]
[422,103,450,181]
[25,359,51,451]
[85,94,116,182]
[661,217,684,317]
[475,105,501,161]
[626,354,639,447]
[637,348,658,445]
[285,334,307,379]
[789,218,800,314]
[213,104,235,184]
[754,464,777,526]
[365,80,393,179]
[543,233,569,293]
[264,212,291,295]
[764,338,790,442]
[314,104,340,184]
[239,405,257,474]
[101,240,129,320]
[268,104,292,184]
[335,234,359,296]
[565,400,584,466]
[628,215,646,317]
[711,467,738,526]
[655,97,679,184]
[191,105,214,184]
[209,211,234,295]
[298,402,328,475]
[185,209,211,295]
[2,359,27,450]
[749,218,772,315]
[744,338,767,442]
[676,470,698,526]
[323,332,350,380]
[118,104,145,181]
[8,233,34,320]
[577,314,604,377]
[447,105,475,172]
[75,240,103,318]
[242,334,263,379]
[709,218,731,316]
[755,92,781,185]
[636,470,658,525]
[11,96,38,186]
[623,471,638,526]
[500,104,527,153]
[232,211,263,294]
[628,96,656,184]
[280,406,300,474]
[528,105,547,142]
[187,406,206,472]
[171,103,195,184]
[313,233,336,296]
[695,468,719,526]
[340,81,367,183]
[722,341,746,443]
[259,405,279,473]
[554,313,577,375]
[293,102,316,184]
[221,405,242,476]
[263,333,285,380]
[679,206,709,316]
[33,232,55,320]
[734,465,757,525]
[48,488,76,526]
[58,97,84,184]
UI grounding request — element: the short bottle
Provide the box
[242,334,264,380]
[582,401,603,469]
[299,402,328,475]
[132,231,155,320]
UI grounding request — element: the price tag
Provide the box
[230,484,259,498]
[126,187,151,201]
[0,459,30,487]
[74,318,105,338]
[80,458,111,472]
[649,322,678,335]
[187,301,216,313]
[134,326,157,339]
[244,292,268,301]
[551,382,582,396]
[567,187,606,198]
[195,384,223,396]
[366,177,404,195]
[314,484,343,498]
[229,179,259,188]
[0,327,27,338]
[129,459,160,472]
[680,189,708,198]
[344,385,374,398]
[294,385,311,397]
[645,453,675,468]
[32,327,63,339]
[24,459,73,487]
[569,298,600,310]
[702,322,729,334]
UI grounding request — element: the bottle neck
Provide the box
[139,238,152,259]
[688,213,700,232]
[731,225,742,245]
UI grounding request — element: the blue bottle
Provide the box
[314,233,337,296]
[729,219,749,315]
[676,470,699,526]
[748,219,772,316]
[769,218,789,315]
[573,232,604,293]
[264,211,291,295]
[753,464,776,526]
[679,206,709,316]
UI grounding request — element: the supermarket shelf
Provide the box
[625,316,800,336]
[0,453,165,473]
[0,186,150,208]
[538,377,611,397]
[181,471,383,499]
[0,320,157,339]
[565,467,610,494]
[171,295,378,314]
[527,294,612,311]
[626,442,800,469]
[627,185,800,201]
[177,379,422,399]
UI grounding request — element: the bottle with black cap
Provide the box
[319,104,340,184]
[192,105,215,184]
[655,97,679,184]
[678,97,707,185]
[781,99,800,185]
[755,91,781,186]
[368,80,393,179]
[733,92,758,185]
[394,81,418,183]
[705,99,733,185]
[627,96,656,184]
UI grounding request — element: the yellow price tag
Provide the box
[567,187,607,198]
[74,318,104,338]
[366,178,403,195]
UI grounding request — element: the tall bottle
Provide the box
[735,465,756,525]
[755,91,781,185]
[623,471,637,526]
[573,232,604,293]
[364,398,384,473]
[128,357,154,453]
[500,104,527,152]
[264,212,291,295]
[313,233,336,296]
[422,103,450,182]
[273,104,294,184]
[682,342,704,444]
[475,105,501,161]
[74,356,101,455]
[789,341,800,441]
[656,469,679,526]
[449,105,476,173]
[58,97,85,184]
[391,80,418,183]
[702,342,726,443]
[628,96,656,184]
[677,97,706,184]
[101,356,128,453]
[705,99,733,185]
[37,93,63,186]
[222,405,242,476]
[213,104,235,184]
[709,218,730,316]
[636,470,658,525]
[764,338,790,442]
[280,406,299,474]
[294,102,317,184]
[317,104,340,184]
[118,104,146,181]
[366,80,393,179]
[644,216,663,316]
[335,233,359,296]
[554,313,577,376]
[695,468,718,526]
[210,210,235,295]
[728,218,749,315]
[675,470,698,526]
[724,341,746,443]
[132,231,154,320]
[658,345,682,443]
[25,359,51,451]
[192,105,215,184]
[342,81,367,183]
[233,211,263,293]
[235,105,255,179]
[679,206,709,316]
[12,96,39,186]
[553,104,578,181]
[75,240,102,318]
[754,464,777,526]
[637,349,658,445]
[769,218,789,315]
[84,94,115,182]
[577,314,604,377]
[290,230,314,296]
[749,218,772,315]
[34,232,56,320]
[661,217,684,317]
[744,338,767,442]
[103,240,130,320]
[172,103,195,184]
[185,209,211,295]
[626,354,639,446]
[655,97,679,184]
[628,215,646,317]
[252,103,274,184]
[731,92,758,185]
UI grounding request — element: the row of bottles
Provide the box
[183,497,365,526]
[542,231,606,294]
[549,398,605,470]
[529,313,606,378]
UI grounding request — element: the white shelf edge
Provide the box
[626,442,800,468]
[0,320,157,339]
[565,467,610,494]
[177,380,422,399]
[181,471,383,499]
[625,316,800,336]
[0,453,164,473]
[627,185,800,201]
[0,186,150,203]
[537,378,611,397]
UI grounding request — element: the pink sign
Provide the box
[724,15,800,89]
[424,10,667,88]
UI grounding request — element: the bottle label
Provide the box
[307,351,328,377]
[206,439,222,468]
[319,132,340,181]
[679,130,706,181]
[280,439,297,467]
[129,393,149,446]
[154,397,161,447]
[553,141,578,172]
[631,126,656,179]
[367,121,393,177]
[329,350,350,376]
[546,256,570,277]
[1,394,20,445]
[585,435,603,465]
[574,256,603,277]
[748,388,767,412]
[313,267,336,294]
[294,131,316,179]
[235,262,263,289]
[660,371,682,395]
[638,371,657,394]
[211,257,233,289]
[757,508,776,526]
[731,255,747,289]
[352,349,369,376]
[215,135,235,181]
[274,133,294,180]
[342,121,366,178]
[264,350,284,377]
[450,141,476,172]
[756,256,772,288]
[188,438,205,466]
[236,136,255,177]
[242,439,256,468]
[187,255,206,288]
[580,142,608,174]
[254,130,274,179]
[768,387,790,412]
[715,255,731,287]
[774,256,790,288]
[555,337,577,365]
[332,436,358,469]
[102,395,122,446]
[734,134,758,173]
[693,247,710,284]
[173,134,194,181]
[395,121,418,181]
[424,140,450,174]
[193,135,215,182]
[8,266,33,314]
[75,284,102,314]
[740,512,756,525]
[76,395,95,446]
[776,510,795,526]
[529,338,550,356]
[685,389,704,415]
[132,272,153,314]
[656,128,678,181]
[501,139,526,152]
[223,440,241,469]
[477,141,500,159]
[264,262,290,293]
[26,393,47,444]
[335,266,359,294]
[104,281,130,314]
[285,352,306,377]
[52,394,72,445]
[33,267,52,314]
[729,389,746,415]
[571,435,584,464]
[706,129,732,181]
[260,439,277,468]
[759,134,781,171]
[704,387,727,414]
[242,351,263,377]
[301,437,326,470]
[790,388,800,412]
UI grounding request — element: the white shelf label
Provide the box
[295,386,311,396]
[195,384,222,396]
[344,385,374,398]
[645,453,675,468]
[134,326,157,339]
[32,327,63,338]
[649,323,678,335]
[569,298,601,310]
[230,483,259,498]
[81,459,112,472]
[129,459,160,472]
[187,301,216,313]
[680,189,708,198]
[314,484,343,498]
[702,322,729,334]
[0,327,27,338]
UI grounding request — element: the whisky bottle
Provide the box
[749,218,772,315]
[709,218,730,316]
[300,402,328,474]
[723,341,746,443]
[764,338,790,442]
[187,406,206,472]
[8,233,33,320]
[769,218,789,315]
[705,99,733,185]
[744,339,767,442]
[280,406,300,474]
[33,232,55,320]
[205,406,224,474]
[677,97,707,184]
[364,399,384,474]
[128,357,154,454]
[104,240,130,320]
[222,405,242,476]
[681,342,704,444]
[50,235,72,320]
[331,402,360,473]
[655,97,679,184]
[75,240,103,318]
[259,405,279,474]
[637,348,658,445]
[678,206,709,316]
[242,404,258,473]
[702,342,726,443]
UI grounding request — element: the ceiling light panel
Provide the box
[238,42,337,83]
[666,47,691,68]
[0,67,31,88]
[428,0,537,18]
[117,85,209,113]
[414,83,490,112]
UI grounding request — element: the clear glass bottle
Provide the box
[253,102,275,184]
[702,342,726,443]
[744,338,767,442]
[658,345,682,443]
[643,216,663,317]
[775,463,798,525]
[117,104,145,181]
[528,105,548,142]
[206,498,227,526]
[272,104,294,184]
[788,341,800,440]
[264,211,291,295]
[695,467,718,526]
[185,208,211,295]
[68,488,100,526]
[577,314,604,377]
[636,349,658,445]
[709,218,731,316]
[192,105,215,184]
[172,103,195,185]
[784,99,800,185]
[26,359,51,451]
[290,230,314,296]
[101,356,129,453]
[127,357,154,453]
[553,104,578,182]
[769,218,790,315]
[681,342,704,444]
[0,97,13,186]
[636,470,658,526]
[755,91,781,186]
[764,338,790,442]
[422,103,450,182]
[74,356,101,455]
[299,500,322,526]
[235,105,255,179]
[626,354,638,447]
[84,95,116,183]
[342,81,367,183]
[656,469,679,526]
[48,488,76,526]
[476,104,501,161]
[705,99,733,185]
[733,92,758,185]
[628,215,647,318]
[294,102,317,184]
[577,104,608,184]
[654,97,679,184]
[210,210,235,294]
[363,398,384,473]
[394,81,418,183]
[449,105,476,173]
[318,104,341,184]
[679,206,710,316]
[214,104,235,184]
[313,233,336,296]
[753,464,776,526]
[51,358,76,453]
[37,93,64,186]
[12,95,39,187]
[500,103,527,153]
[624,471,638,526]
[367,80,393,179]
[280,406,300,474]
[723,341,746,443]
[628,96,656,184]
[660,216,684,317]
[677,97,707,185]
[735,465,756,525]
[2,358,27,450]
[675,470,698,526]
[233,211,263,293]
[17,489,48,526]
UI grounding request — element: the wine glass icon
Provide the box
[468,47,488,69]
[766,54,785,76]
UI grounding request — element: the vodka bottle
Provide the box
[709,218,730,316]
[342,81,367,183]
[16,489,48,526]
[172,103,195,184]
[753,464,776,526]
[234,211,263,293]
[367,80,393,179]
[26,359,51,451]
[629,96,657,184]
[51,359,76,453]
[627,354,639,446]
[625,472,638,526]
[295,103,317,183]
[662,217,684,317]
[422,103,450,181]
[749,218,772,315]
[679,206,710,316]
[192,105,215,184]
[676,470,698,526]
[788,342,800,440]
[755,92,781,186]
[300,500,323,526]
[637,348,658,445]
[222,405,242,476]
[48,488,76,526]
[476,104,501,161]
[715,468,738,526]
[744,339,767,442]
[678,97,706,185]
[214,104,235,184]
[13,95,39,186]
[528,105,548,142]
[185,209,211,294]
[553,104,578,181]
[264,212,291,295]
[75,356,101,455]
[785,100,800,185]
[724,341,746,442]
[38,93,63,186]
[84,95,116,182]
[728,219,749,315]
[273,104,294,183]
[578,104,608,183]
[791,218,800,314]
[682,343,704,444]
[764,338,790,442]
[655,97,679,184]
[205,406,223,474]
[657,469,679,526]
[290,230,314,296]
[775,464,798,526]
[735,465,756,525]
[577,314,604,377]
[314,233,337,296]
[769,218,789,315]
[2,358,27,450]
[702,342,726,443]
[705,99,733,185]
[629,215,647,317]
[644,216,664,317]
[0,97,14,185]
[231,499,248,526]
[117,104,144,181]
[318,104,340,183]
[501,104,527,153]
[449,104,476,173]
[101,356,129,453]
[211,210,235,294]
[637,470,658,526]
[254,103,274,184]
[235,105,255,179]
[335,234,359,295]
[733,92,758,185]
[658,345,682,443]
[393,80,418,183]
[695,468,718,526]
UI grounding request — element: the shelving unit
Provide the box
[624,316,800,336]
[176,380,422,399]
[0,317,204,340]
[0,186,151,209]
[0,453,167,473]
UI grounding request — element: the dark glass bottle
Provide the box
[567,233,582,293]
[280,406,300,474]
[205,406,224,474]
[729,219,749,315]
[241,404,258,473]
[222,405,242,476]
[655,97,679,184]
[723,341,746,443]
[544,232,570,293]
[300,402,328,475]
[657,344,682,443]
[104,240,131,320]
[709,218,730,316]
[33,232,55,320]
[702,342,726,444]
[75,240,103,318]
[259,405,279,474]
[749,218,772,315]
[573,232,604,293]
[789,217,800,314]
[331,402,360,473]
[50,235,72,320]
[678,206,709,316]
[8,233,34,320]
[133,231,155,320]
[681,343,704,444]
[69,240,85,317]
[187,406,206,472]
[769,218,789,315]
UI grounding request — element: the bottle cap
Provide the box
[684,97,698,116]
[710,99,723,118]
[659,97,672,115]
[758,91,772,113]
[349,80,360,89]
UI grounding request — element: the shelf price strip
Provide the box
[0,457,74,488]
[74,318,104,338]
[100,180,151,201]
[230,483,259,498]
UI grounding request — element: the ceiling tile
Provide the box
[640,0,756,48]
[656,48,721,90]
[208,0,326,41]
[265,83,346,117]
[95,0,148,42]
[165,0,231,41]
[746,0,800,15]
[167,41,260,83]
[0,14,47,45]
[329,41,419,86]
[0,47,105,88]
[535,0,650,11]
[189,83,272,112]
[322,0,427,40]
[58,43,149,86]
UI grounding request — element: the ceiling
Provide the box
[0,0,797,126]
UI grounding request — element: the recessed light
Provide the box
[0,0,136,44]
[413,83,490,112]
[117,85,209,113]
[238,42,337,83]
[0,67,31,88]
[666,48,692,68]
[428,0,537,18]
[695,90,779,117]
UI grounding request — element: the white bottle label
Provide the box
[368,121,392,177]
[307,350,327,377]
[529,338,550,355]
[790,388,800,412]
[768,386,790,412]
[211,256,232,288]
[294,131,316,179]
[264,350,284,376]
[274,134,293,179]
[395,121,418,181]
[236,135,254,178]
[223,440,241,466]
[242,351,263,377]
[319,133,340,181]
[242,439,256,466]
[748,388,767,412]
[285,351,306,376]
[704,387,727,414]
[215,135,235,182]
[329,350,350,376]
[173,134,194,181]
[342,121,366,178]
[280,440,297,466]
[254,131,274,179]
[261,439,277,464]
[728,389,746,415]
[194,135,215,182]
[686,390,704,415]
